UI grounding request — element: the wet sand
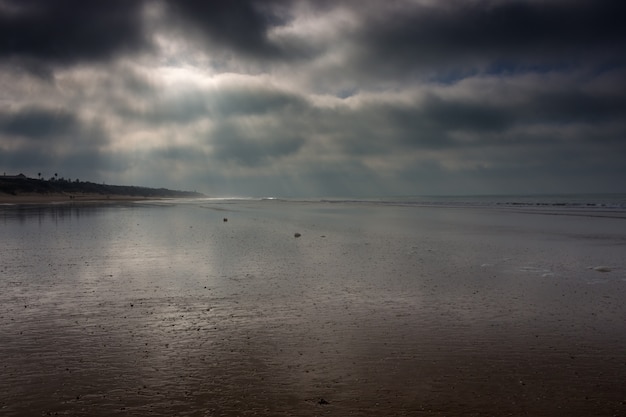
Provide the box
[1,201,625,416]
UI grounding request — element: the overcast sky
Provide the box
[1,0,625,197]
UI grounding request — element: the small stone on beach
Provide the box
[294,233,301,238]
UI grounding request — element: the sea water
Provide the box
[1,196,626,416]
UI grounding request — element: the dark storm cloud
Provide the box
[331,98,510,155]
[131,90,210,125]
[311,69,626,170]
[308,102,446,156]
[162,0,626,73]
[420,96,515,132]
[0,0,149,67]
[0,105,112,179]
[4,0,624,80]
[0,144,126,183]
[211,121,305,167]
[153,145,208,163]
[211,85,307,117]
[0,106,79,138]
[351,0,626,80]
[411,86,626,142]
[517,89,626,125]
[163,0,303,60]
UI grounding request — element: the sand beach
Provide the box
[1,197,625,416]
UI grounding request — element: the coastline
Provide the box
[0,176,206,204]
[0,192,169,204]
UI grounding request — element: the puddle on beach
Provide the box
[1,201,626,416]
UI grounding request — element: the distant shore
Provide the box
[0,174,205,204]
[0,192,178,204]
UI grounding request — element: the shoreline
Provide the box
[0,192,172,205]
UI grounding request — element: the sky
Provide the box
[1,0,625,197]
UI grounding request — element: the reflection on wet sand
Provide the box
[1,201,626,416]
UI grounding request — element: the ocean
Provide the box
[1,195,625,416]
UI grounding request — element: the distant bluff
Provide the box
[0,174,205,198]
